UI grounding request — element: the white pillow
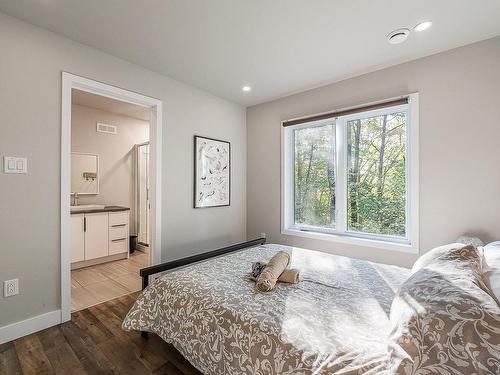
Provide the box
[483,242,500,304]
[484,241,500,266]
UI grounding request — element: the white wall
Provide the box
[0,13,246,328]
[71,104,149,233]
[247,36,500,268]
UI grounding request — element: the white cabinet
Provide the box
[70,214,85,263]
[70,209,129,268]
[109,212,129,255]
[84,212,109,260]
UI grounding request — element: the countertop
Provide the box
[70,206,130,215]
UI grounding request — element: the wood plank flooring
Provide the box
[0,292,202,375]
[71,252,149,312]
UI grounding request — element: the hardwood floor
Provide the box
[71,251,149,312]
[0,292,202,375]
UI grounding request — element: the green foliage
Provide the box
[294,112,407,238]
[347,112,406,237]
[294,123,335,228]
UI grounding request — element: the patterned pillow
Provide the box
[410,243,485,277]
[388,244,500,375]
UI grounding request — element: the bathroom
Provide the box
[69,89,151,312]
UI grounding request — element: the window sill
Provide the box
[282,228,419,255]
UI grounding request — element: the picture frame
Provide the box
[194,135,231,208]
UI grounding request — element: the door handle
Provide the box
[112,238,127,242]
[83,217,87,232]
[111,224,126,227]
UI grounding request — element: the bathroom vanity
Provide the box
[70,206,130,269]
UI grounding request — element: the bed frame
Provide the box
[138,237,267,338]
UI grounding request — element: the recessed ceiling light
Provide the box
[242,86,252,92]
[414,21,432,32]
[387,28,410,44]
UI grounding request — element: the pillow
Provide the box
[484,241,500,267]
[411,242,488,277]
[388,244,500,374]
[483,241,500,304]
[455,234,484,247]
[409,242,471,274]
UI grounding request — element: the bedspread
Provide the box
[122,244,409,375]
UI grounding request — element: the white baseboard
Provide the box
[0,310,61,344]
[136,244,150,253]
[71,252,128,270]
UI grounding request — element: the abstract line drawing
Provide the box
[194,136,230,208]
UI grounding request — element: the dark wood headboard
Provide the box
[139,237,266,290]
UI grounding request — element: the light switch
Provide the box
[3,156,27,174]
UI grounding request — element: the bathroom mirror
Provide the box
[71,153,99,195]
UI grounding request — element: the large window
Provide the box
[282,95,418,253]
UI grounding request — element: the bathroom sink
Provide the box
[70,204,106,212]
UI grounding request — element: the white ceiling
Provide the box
[1,0,500,106]
[72,89,151,121]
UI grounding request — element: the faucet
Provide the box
[73,192,79,206]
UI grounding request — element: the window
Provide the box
[282,95,418,253]
[293,121,336,229]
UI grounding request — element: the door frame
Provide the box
[61,72,163,322]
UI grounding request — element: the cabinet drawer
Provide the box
[109,224,128,241]
[109,211,129,226]
[109,237,128,255]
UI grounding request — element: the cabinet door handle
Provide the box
[112,238,127,242]
[83,217,87,232]
[111,224,126,227]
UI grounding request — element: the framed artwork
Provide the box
[194,135,230,208]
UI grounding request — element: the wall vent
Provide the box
[96,122,117,135]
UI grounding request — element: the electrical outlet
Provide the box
[4,279,19,297]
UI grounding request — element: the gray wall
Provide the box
[0,13,246,327]
[247,37,500,268]
[71,104,150,233]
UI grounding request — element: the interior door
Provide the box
[70,214,85,263]
[84,212,109,260]
[137,143,150,245]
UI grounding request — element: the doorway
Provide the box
[61,73,163,323]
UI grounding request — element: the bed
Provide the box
[122,239,500,375]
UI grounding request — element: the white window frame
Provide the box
[281,93,419,254]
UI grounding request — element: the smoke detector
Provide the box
[387,28,410,44]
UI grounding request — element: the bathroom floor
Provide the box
[71,251,149,312]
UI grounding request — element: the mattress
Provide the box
[122,244,410,374]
